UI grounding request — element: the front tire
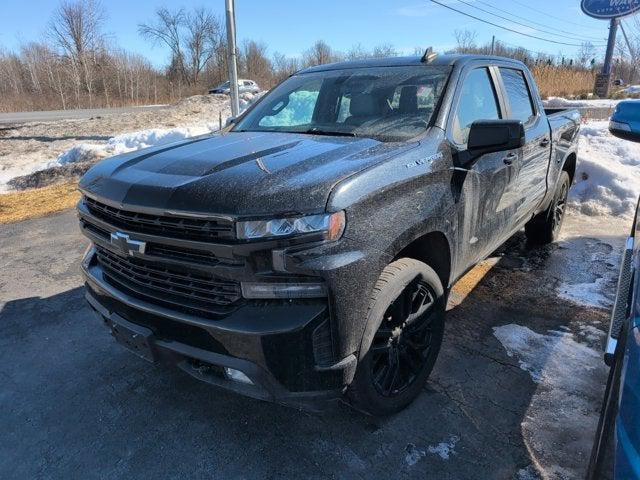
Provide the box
[348,258,445,416]
[525,170,570,245]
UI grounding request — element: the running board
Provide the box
[605,236,634,366]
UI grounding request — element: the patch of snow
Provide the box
[571,120,640,218]
[493,324,600,384]
[404,443,426,466]
[544,96,619,108]
[50,124,216,168]
[427,435,459,460]
[493,324,607,479]
[557,277,611,308]
[579,324,606,343]
[624,85,640,94]
[516,465,541,480]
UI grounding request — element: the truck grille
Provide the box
[95,245,241,316]
[84,196,235,242]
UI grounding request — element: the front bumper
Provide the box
[82,253,357,410]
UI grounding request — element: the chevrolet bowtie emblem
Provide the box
[110,232,146,256]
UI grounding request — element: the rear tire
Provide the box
[525,171,571,245]
[348,258,445,416]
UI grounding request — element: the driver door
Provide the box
[448,66,520,267]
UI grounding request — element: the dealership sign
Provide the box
[581,0,640,19]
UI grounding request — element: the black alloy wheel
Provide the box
[370,278,437,397]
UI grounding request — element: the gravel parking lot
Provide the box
[0,209,622,479]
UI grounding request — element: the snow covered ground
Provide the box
[571,120,640,218]
[0,92,263,192]
[544,96,620,109]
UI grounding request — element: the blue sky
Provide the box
[0,0,613,66]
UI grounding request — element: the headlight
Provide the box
[236,211,345,240]
[610,120,631,132]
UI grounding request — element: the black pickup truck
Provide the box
[78,54,580,415]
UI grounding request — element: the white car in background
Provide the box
[209,79,260,95]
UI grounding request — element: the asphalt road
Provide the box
[0,105,167,125]
[0,210,620,479]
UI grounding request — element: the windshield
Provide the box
[234,65,451,142]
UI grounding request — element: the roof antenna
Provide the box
[421,47,437,63]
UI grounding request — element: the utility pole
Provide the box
[490,35,495,55]
[225,0,240,117]
[594,18,619,98]
[603,18,619,76]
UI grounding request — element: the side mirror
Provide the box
[610,121,640,142]
[610,102,640,142]
[468,119,525,155]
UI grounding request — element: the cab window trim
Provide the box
[446,64,506,148]
[495,66,538,127]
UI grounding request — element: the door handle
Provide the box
[540,138,550,147]
[503,152,517,165]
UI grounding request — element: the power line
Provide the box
[428,0,607,47]
[472,0,607,43]
[456,0,606,44]
[508,0,607,33]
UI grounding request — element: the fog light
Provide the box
[224,367,253,385]
[241,282,327,299]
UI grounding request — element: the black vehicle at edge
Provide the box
[78,54,580,415]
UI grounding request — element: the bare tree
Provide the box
[272,52,299,83]
[139,8,188,83]
[140,7,222,86]
[454,29,477,53]
[240,40,272,86]
[48,0,105,107]
[372,44,398,58]
[347,43,369,60]
[577,42,596,68]
[185,8,222,85]
[303,40,336,67]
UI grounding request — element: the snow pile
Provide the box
[48,92,264,169]
[544,96,619,108]
[624,85,640,94]
[51,124,216,168]
[571,120,640,218]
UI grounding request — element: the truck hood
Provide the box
[79,131,417,216]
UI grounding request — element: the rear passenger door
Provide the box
[497,67,550,224]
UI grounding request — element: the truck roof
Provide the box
[299,54,526,74]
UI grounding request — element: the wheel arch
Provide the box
[393,230,452,290]
[562,151,577,185]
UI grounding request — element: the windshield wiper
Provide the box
[303,128,357,137]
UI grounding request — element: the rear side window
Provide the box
[499,68,535,124]
[452,68,501,145]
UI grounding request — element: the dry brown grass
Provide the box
[531,65,597,98]
[0,182,79,224]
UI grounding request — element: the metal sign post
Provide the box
[225,0,240,117]
[581,0,640,97]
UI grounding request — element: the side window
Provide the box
[499,68,535,124]
[452,68,501,145]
